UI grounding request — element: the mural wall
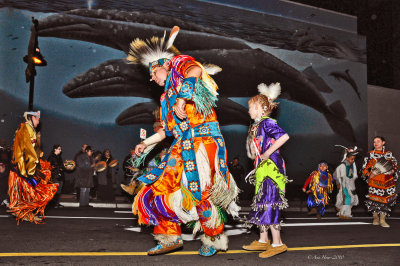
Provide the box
[0,0,367,190]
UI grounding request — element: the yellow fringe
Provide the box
[180,183,196,212]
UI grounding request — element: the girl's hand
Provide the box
[302,188,306,193]
[260,152,270,161]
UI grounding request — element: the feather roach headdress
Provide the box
[257,82,281,103]
[126,26,181,74]
[24,110,40,121]
[335,145,360,162]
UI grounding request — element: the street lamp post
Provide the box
[23,17,47,111]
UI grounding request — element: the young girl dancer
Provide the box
[243,83,290,258]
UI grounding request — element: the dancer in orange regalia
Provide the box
[8,111,57,224]
[127,26,240,256]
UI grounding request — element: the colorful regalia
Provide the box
[361,150,398,215]
[8,112,57,224]
[303,166,333,216]
[334,161,359,218]
[127,27,239,256]
[245,116,289,231]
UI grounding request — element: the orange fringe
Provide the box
[8,163,58,224]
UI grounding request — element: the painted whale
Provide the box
[35,9,356,141]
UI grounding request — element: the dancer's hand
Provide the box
[302,188,306,193]
[135,143,147,156]
[368,172,375,179]
[175,98,187,119]
[260,152,270,161]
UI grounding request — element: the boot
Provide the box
[147,235,183,255]
[199,233,228,257]
[242,240,271,251]
[380,213,390,228]
[372,212,379,225]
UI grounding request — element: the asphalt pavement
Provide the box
[1,204,399,265]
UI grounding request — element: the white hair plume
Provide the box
[257,82,281,101]
[126,26,180,67]
[203,64,222,75]
[166,26,180,49]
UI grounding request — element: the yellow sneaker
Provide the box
[242,240,271,251]
[259,244,287,258]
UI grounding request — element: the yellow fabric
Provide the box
[310,171,333,205]
[12,123,39,177]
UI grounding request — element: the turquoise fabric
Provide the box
[343,188,351,205]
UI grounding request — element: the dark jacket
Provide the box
[97,155,114,186]
[75,153,94,188]
[47,153,65,182]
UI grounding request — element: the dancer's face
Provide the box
[373,138,385,151]
[346,155,355,164]
[248,102,262,120]
[54,146,62,155]
[151,65,169,86]
[319,164,328,172]
[31,116,40,128]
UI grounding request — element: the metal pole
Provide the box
[28,74,35,111]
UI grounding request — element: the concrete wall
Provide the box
[368,85,400,157]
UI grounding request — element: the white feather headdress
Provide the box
[335,145,359,162]
[257,82,281,102]
[24,110,40,121]
[125,26,222,77]
[126,26,180,68]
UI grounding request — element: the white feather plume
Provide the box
[203,64,222,75]
[166,26,180,49]
[257,82,281,101]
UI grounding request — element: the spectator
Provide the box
[0,162,9,207]
[228,157,245,183]
[75,146,95,207]
[74,144,88,162]
[228,157,247,200]
[0,139,11,166]
[72,143,88,198]
[97,149,116,202]
[48,144,66,208]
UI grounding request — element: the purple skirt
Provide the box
[247,178,285,226]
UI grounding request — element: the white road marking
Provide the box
[282,222,371,226]
[125,227,142,232]
[60,202,132,208]
[285,217,400,220]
